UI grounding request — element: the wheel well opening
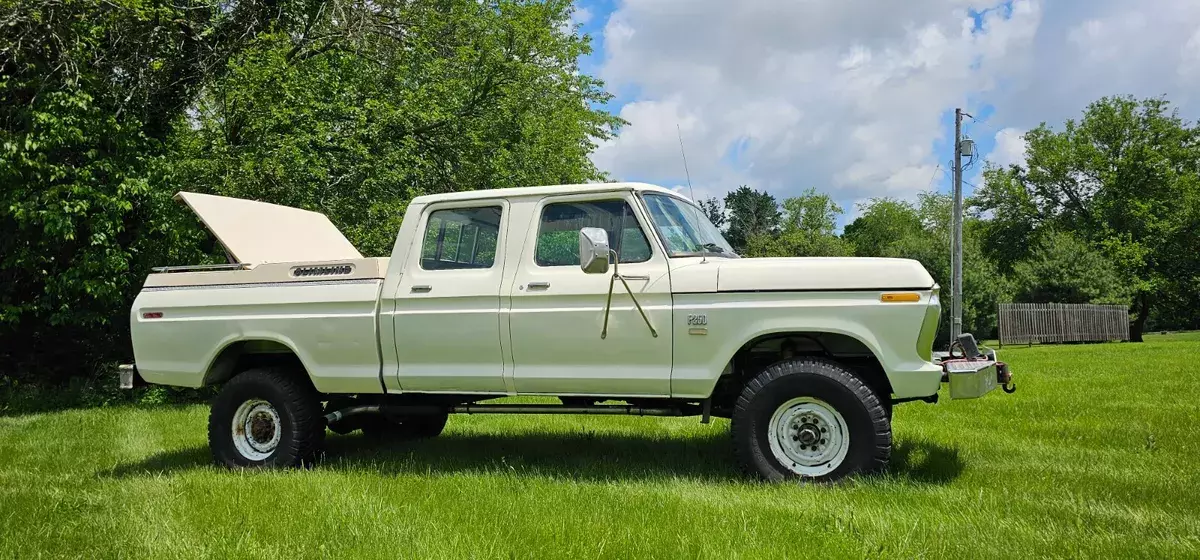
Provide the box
[204,340,313,391]
[710,332,892,415]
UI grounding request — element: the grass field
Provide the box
[2,334,1199,559]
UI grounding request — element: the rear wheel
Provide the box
[360,413,448,440]
[731,358,891,482]
[208,367,325,468]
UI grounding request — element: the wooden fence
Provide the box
[998,303,1130,346]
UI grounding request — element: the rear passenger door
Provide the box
[393,202,508,393]
[506,193,673,397]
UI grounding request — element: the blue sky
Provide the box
[574,0,1200,223]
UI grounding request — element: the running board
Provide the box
[324,403,700,425]
[451,404,694,416]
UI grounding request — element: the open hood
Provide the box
[175,192,362,264]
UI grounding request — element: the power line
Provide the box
[962,113,1008,144]
[925,163,943,190]
[962,151,978,172]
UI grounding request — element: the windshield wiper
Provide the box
[694,242,738,257]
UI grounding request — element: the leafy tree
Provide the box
[168,0,622,256]
[1011,231,1129,305]
[744,232,853,258]
[842,198,923,258]
[1,0,290,379]
[976,96,1200,341]
[745,188,852,257]
[723,186,780,253]
[781,189,841,235]
[697,197,726,229]
[969,163,1041,271]
[1144,191,1200,332]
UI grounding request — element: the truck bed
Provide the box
[131,258,389,394]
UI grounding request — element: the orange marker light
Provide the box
[880,293,921,303]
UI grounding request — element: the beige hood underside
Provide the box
[175,192,362,264]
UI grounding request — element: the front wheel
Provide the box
[731,358,891,482]
[208,367,326,468]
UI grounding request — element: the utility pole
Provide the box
[950,108,970,342]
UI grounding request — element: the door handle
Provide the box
[619,274,650,281]
[411,285,432,293]
[527,282,551,290]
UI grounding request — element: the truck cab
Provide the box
[125,182,1011,481]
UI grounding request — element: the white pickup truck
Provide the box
[121,182,1012,481]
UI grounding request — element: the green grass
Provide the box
[3,334,1199,559]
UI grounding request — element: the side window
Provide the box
[535,200,652,266]
[420,206,503,270]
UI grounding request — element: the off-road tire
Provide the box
[731,358,891,482]
[361,412,449,440]
[208,367,325,468]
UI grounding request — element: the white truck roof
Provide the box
[408,182,687,205]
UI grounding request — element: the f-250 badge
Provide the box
[686,314,707,326]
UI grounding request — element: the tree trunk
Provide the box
[1130,293,1152,342]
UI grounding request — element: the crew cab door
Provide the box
[392,202,508,393]
[507,192,673,396]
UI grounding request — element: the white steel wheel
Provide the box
[732,359,892,482]
[231,399,282,461]
[210,367,325,469]
[766,396,850,477]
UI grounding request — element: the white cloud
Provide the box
[562,5,594,34]
[596,0,1040,203]
[981,0,1200,127]
[573,6,593,27]
[1067,14,1147,65]
[1179,28,1200,81]
[592,97,707,184]
[990,127,1027,168]
[592,0,1200,208]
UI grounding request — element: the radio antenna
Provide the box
[677,124,696,201]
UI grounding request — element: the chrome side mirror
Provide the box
[578,227,610,274]
[579,226,657,339]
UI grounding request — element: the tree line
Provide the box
[698,96,1200,344]
[2,0,618,387]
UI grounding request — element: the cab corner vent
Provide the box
[292,264,354,278]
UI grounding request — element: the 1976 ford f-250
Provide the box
[120,182,1013,482]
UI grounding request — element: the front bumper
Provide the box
[933,334,1015,399]
[941,358,1013,399]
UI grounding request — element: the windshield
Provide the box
[642,193,738,258]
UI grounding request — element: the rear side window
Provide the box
[535,200,652,266]
[420,206,502,270]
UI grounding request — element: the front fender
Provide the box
[669,291,937,399]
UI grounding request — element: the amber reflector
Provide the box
[880,293,920,303]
